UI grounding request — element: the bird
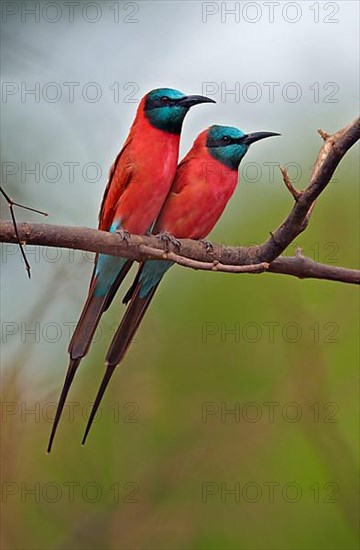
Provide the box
[47,88,215,452]
[81,124,280,444]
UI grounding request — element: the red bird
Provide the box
[82,125,280,443]
[47,88,214,452]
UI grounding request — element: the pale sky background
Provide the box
[1,0,359,380]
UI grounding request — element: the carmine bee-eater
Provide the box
[47,88,215,452]
[82,125,280,443]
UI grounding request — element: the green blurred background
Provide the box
[1,1,359,549]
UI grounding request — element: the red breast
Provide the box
[99,94,180,233]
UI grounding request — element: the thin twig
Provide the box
[0,186,48,278]
[139,244,270,274]
[318,128,330,141]
[279,165,301,200]
[0,187,48,217]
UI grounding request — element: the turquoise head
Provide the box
[144,88,215,134]
[206,125,280,170]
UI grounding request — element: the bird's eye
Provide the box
[222,135,231,143]
[160,96,170,103]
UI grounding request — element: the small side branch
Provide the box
[0,186,48,278]
[268,255,359,285]
[259,117,360,262]
[139,244,270,274]
[279,165,301,200]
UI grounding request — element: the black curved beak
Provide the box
[178,95,216,108]
[240,132,281,145]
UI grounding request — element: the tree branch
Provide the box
[257,116,360,262]
[0,117,359,286]
[0,221,358,285]
[268,252,359,285]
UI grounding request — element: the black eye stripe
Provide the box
[206,136,242,148]
[144,96,177,111]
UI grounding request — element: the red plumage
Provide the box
[48,93,183,452]
[154,128,239,238]
[81,124,280,444]
[81,128,240,443]
[99,95,180,233]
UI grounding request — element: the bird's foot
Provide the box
[115,229,131,243]
[156,232,181,252]
[199,239,214,252]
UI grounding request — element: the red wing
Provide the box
[153,156,204,236]
[98,137,133,231]
[169,155,193,196]
[90,137,133,285]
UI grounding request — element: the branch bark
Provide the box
[0,116,359,286]
[257,117,360,262]
[0,221,359,285]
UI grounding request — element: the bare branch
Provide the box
[268,255,359,285]
[0,221,358,285]
[258,116,360,262]
[0,186,48,278]
[0,187,48,217]
[0,117,359,286]
[279,165,301,200]
[318,128,330,141]
[139,244,270,274]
